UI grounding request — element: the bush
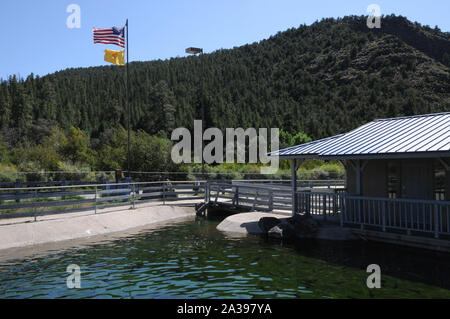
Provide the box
[0,163,19,182]
[10,144,61,172]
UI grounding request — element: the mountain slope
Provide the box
[0,15,449,145]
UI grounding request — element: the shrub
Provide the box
[0,163,19,182]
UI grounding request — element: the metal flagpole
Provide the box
[125,19,131,178]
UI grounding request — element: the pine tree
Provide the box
[40,79,58,121]
[0,82,11,129]
[9,76,32,129]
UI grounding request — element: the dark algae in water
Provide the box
[0,217,449,298]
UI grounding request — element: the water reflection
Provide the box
[0,217,449,299]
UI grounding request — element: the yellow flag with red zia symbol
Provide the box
[104,49,125,66]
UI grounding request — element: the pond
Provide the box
[0,216,449,298]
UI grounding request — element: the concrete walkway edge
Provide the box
[0,205,195,251]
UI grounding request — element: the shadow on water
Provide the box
[207,213,450,292]
[278,235,450,291]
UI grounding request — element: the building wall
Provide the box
[446,167,450,201]
[345,158,447,200]
[346,160,388,197]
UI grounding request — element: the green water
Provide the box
[0,217,449,299]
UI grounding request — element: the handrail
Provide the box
[0,181,208,221]
[299,191,450,206]
[295,190,450,238]
[0,179,345,192]
[0,180,207,192]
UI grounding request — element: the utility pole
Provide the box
[185,47,205,177]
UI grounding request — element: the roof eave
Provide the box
[273,151,450,161]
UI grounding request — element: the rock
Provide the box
[291,214,319,237]
[258,217,281,233]
[268,221,297,240]
[280,221,297,239]
[267,225,283,239]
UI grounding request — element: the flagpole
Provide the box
[126,19,131,178]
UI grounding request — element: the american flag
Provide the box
[93,26,125,48]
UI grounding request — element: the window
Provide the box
[387,162,401,198]
[434,161,446,201]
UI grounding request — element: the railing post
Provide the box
[214,185,220,204]
[61,179,66,200]
[322,194,327,221]
[251,191,258,212]
[162,182,166,205]
[359,198,364,230]
[434,204,439,239]
[269,190,273,212]
[15,179,21,203]
[94,185,97,214]
[382,200,386,232]
[339,195,344,227]
[33,189,38,222]
[306,193,311,216]
[132,183,135,209]
[235,186,240,207]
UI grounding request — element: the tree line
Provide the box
[0,15,449,179]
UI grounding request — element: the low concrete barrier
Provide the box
[0,205,195,251]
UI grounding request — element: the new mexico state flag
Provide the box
[104,49,125,66]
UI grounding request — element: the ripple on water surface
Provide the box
[0,218,449,299]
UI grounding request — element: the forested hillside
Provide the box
[0,14,449,179]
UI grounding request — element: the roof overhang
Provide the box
[269,112,450,161]
[274,151,450,161]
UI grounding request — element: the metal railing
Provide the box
[208,183,294,212]
[3,179,448,240]
[0,181,206,221]
[0,179,344,221]
[296,191,450,238]
[342,195,450,238]
[231,179,345,189]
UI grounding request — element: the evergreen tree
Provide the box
[9,76,32,129]
[39,78,58,121]
[0,82,11,129]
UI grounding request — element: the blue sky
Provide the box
[1,0,449,80]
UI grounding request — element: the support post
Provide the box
[291,159,297,217]
[291,159,305,216]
